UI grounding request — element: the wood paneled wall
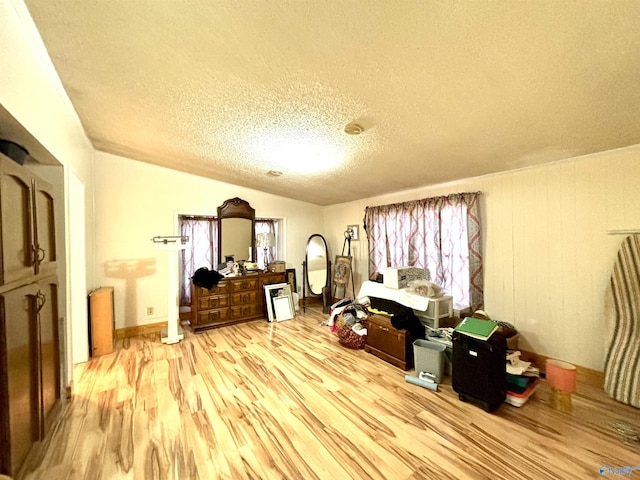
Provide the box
[324,145,640,371]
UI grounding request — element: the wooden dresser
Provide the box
[190,271,285,332]
[364,314,415,370]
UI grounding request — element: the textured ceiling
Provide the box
[22,0,640,205]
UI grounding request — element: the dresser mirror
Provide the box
[302,233,330,312]
[217,197,256,266]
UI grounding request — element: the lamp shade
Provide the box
[257,232,275,248]
[546,359,577,393]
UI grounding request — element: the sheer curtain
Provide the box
[256,219,276,267]
[364,192,483,311]
[179,216,218,306]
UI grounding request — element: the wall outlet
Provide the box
[146,306,154,316]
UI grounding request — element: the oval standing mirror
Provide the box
[302,234,329,312]
[217,197,256,266]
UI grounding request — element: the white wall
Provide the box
[324,146,640,371]
[93,152,323,328]
[1,0,96,382]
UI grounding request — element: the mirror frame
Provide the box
[303,234,330,312]
[217,197,256,266]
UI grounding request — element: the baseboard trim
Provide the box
[518,349,604,390]
[115,321,166,339]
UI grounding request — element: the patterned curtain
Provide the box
[364,192,483,311]
[364,203,410,275]
[465,193,484,313]
[179,216,218,305]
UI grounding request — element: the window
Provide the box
[178,215,280,305]
[179,215,218,306]
[255,218,277,268]
[363,192,483,311]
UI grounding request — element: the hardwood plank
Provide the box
[18,307,640,480]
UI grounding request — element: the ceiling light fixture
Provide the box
[344,123,364,135]
[267,170,283,177]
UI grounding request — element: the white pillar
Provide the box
[153,237,188,344]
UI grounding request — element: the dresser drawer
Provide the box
[259,273,285,288]
[230,291,258,305]
[193,282,229,297]
[195,307,230,326]
[196,295,229,310]
[229,278,259,292]
[230,303,261,319]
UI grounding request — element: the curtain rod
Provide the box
[365,191,483,210]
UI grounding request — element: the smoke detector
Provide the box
[344,123,364,135]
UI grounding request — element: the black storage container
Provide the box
[452,330,507,412]
[0,139,29,165]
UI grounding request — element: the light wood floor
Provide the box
[19,308,640,480]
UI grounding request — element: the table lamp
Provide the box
[256,232,275,269]
[546,359,577,413]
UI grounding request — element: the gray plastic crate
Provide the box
[413,339,447,383]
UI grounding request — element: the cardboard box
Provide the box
[383,266,428,289]
[268,261,286,273]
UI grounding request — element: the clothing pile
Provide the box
[191,267,224,289]
[330,300,369,349]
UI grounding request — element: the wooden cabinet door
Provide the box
[0,282,39,477]
[36,277,60,436]
[0,156,34,285]
[32,180,56,277]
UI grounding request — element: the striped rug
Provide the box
[605,234,640,408]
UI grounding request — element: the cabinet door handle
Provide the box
[32,245,45,267]
[36,291,46,312]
